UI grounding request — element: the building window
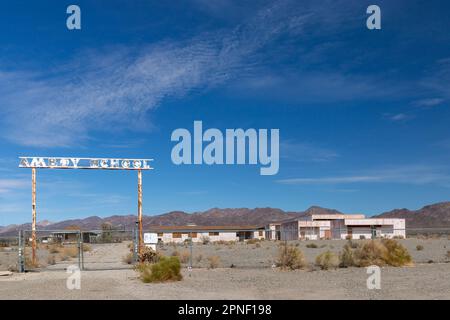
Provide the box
[259,230,263,236]
[191,232,197,238]
[172,232,182,238]
[209,232,219,236]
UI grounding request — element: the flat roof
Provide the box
[146,225,264,232]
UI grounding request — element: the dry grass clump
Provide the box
[246,238,261,245]
[82,244,92,252]
[315,251,339,270]
[446,251,450,259]
[276,244,307,270]
[179,250,190,264]
[416,245,424,251]
[137,257,182,283]
[196,254,203,263]
[47,255,56,265]
[339,239,412,267]
[123,252,134,264]
[207,255,220,269]
[58,246,78,261]
[306,243,318,249]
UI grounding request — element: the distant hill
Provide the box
[0,202,449,236]
[374,202,450,229]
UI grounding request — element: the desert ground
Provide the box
[1,238,449,299]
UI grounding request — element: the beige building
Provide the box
[147,225,265,243]
[279,213,405,240]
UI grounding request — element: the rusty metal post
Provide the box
[137,169,143,256]
[31,167,37,266]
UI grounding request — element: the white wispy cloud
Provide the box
[280,140,339,162]
[0,178,29,194]
[276,165,450,187]
[0,0,310,147]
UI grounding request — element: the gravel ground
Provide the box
[0,238,449,299]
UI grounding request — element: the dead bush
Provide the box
[339,243,356,268]
[139,247,161,263]
[47,255,56,265]
[315,251,339,270]
[200,236,210,245]
[196,254,203,263]
[416,245,424,251]
[179,250,190,264]
[276,244,307,270]
[123,252,134,264]
[306,243,318,249]
[82,244,92,252]
[207,255,220,269]
[246,238,261,245]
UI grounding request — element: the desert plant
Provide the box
[139,247,161,263]
[246,238,260,245]
[416,245,424,251]
[82,244,92,252]
[276,244,307,270]
[123,252,134,264]
[255,243,261,248]
[196,254,203,263]
[381,239,412,267]
[171,250,180,257]
[315,251,339,270]
[207,255,220,269]
[47,255,56,265]
[339,243,356,268]
[359,235,366,240]
[446,251,450,259]
[179,250,190,264]
[137,256,182,283]
[349,239,412,267]
[306,243,318,249]
[200,236,210,245]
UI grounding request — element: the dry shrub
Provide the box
[306,243,318,249]
[339,243,355,268]
[47,255,56,265]
[315,251,339,270]
[48,244,62,254]
[137,256,182,283]
[207,255,220,269]
[255,243,261,248]
[200,236,210,245]
[246,239,260,245]
[171,250,180,257]
[446,251,450,259]
[58,246,78,260]
[340,239,412,267]
[416,245,424,251]
[179,250,190,264]
[139,247,161,263]
[196,254,203,262]
[82,244,92,252]
[123,252,134,264]
[276,244,307,270]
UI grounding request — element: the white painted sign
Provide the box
[144,232,158,244]
[19,157,153,170]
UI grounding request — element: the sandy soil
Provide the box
[0,239,449,299]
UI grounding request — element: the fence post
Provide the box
[133,222,139,263]
[80,231,85,270]
[18,230,25,273]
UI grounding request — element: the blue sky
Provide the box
[1,0,450,225]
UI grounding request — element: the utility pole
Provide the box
[31,167,37,266]
[137,169,143,256]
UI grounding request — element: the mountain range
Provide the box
[0,202,449,236]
